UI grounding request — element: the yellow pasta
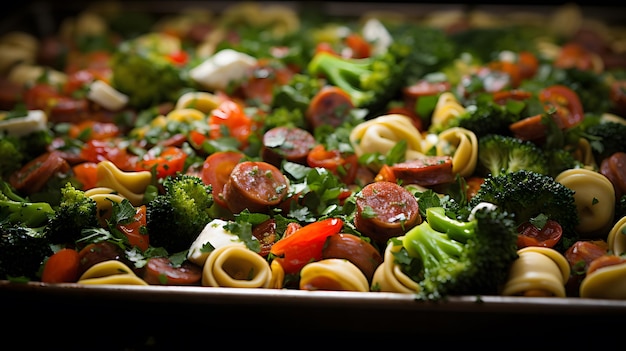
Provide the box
[175,91,221,113]
[299,259,370,292]
[607,216,626,256]
[202,244,273,288]
[96,160,152,206]
[78,260,148,286]
[579,261,626,299]
[349,114,425,170]
[371,238,419,293]
[269,260,284,289]
[84,187,125,226]
[501,247,570,297]
[165,108,205,123]
[571,138,598,170]
[430,92,466,131]
[555,168,616,237]
[435,127,478,177]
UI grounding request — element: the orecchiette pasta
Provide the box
[501,246,570,297]
[555,168,616,237]
[371,238,419,293]
[435,127,478,177]
[78,260,148,286]
[96,160,152,206]
[299,259,370,292]
[430,92,466,130]
[202,243,273,288]
[607,215,626,256]
[350,114,426,170]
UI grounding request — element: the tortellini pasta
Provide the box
[430,92,466,130]
[371,238,419,293]
[175,91,221,114]
[501,247,570,297]
[555,168,615,237]
[202,243,273,288]
[434,127,478,177]
[607,215,626,257]
[350,114,426,170]
[579,258,626,299]
[96,160,152,206]
[84,186,127,226]
[299,259,370,292]
[78,260,148,286]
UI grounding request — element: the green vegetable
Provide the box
[146,174,214,253]
[469,169,579,251]
[0,222,53,281]
[306,41,410,117]
[0,130,53,178]
[45,182,100,245]
[110,37,188,109]
[0,180,54,228]
[400,205,518,300]
[477,134,548,177]
[583,121,626,161]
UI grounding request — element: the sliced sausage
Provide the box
[223,161,290,214]
[389,156,455,187]
[600,151,626,199]
[321,233,383,282]
[142,257,202,286]
[262,126,316,167]
[305,85,354,129]
[354,181,422,247]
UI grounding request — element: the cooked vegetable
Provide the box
[0,222,53,280]
[476,134,548,177]
[0,180,54,228]
[145,174,214,253]
[399,204,519,300]
[469,170,579,251]
[45,182,100,245]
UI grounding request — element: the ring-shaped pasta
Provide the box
[350,114,425,169]
[607,216,626,256]
[78,260,148,286]
[371,238,419,293]
[175,91,221,114]
[501,246,570,297]
[299,258,370,292]
[579,261,626,299]
[84,187,126,226]
[555,168,615,237]
[430,92,465,130]
[435,127,478,177]
[166,108,206,123]
[202,243,272,288]
[572,138,597,169]
[96,160,152,206]
[269,260,284,289]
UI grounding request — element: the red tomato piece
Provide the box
[69,120,121,141]
[539,84,584,129]
[516,219,563,249]
[270,218,344,274]
[208,99,253,149]
[307,144,358,184]
[41,248,81,283]
[116,205,149,251]
[200,151,245,208]
[72,162,99,190]
[136,146,187,179]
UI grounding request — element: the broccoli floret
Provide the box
[0,180,54,228]
[0,137,23,179]
[469,170,579,252]
[146,174,213,253]
[400,205,519,300]
[583,121,626,162]
[271,73,324,115]
[543,148,584,178]
[0,222,53,280]
[477,134,548,177]
[307,41,410,117]
[110,36,188,109]
[45,182,100,245]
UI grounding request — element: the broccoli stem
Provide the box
[426,207,476,243]
[402,221,464,270]
[307,52,373,106]
[0,180,54,227]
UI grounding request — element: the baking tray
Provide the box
[1,2,625,346]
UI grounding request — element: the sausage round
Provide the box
[354,181,421,247]
[223,161,290,214]
[261,126,316,167]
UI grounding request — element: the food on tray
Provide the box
[1,1,626,300]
